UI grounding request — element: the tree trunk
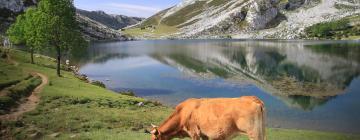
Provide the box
[30,48,34,64]
[56,46,61,77]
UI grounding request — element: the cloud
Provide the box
[106,3,161,13]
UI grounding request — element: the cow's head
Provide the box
[150,124,165,140]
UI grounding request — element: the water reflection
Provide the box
[75,40,360,133]
[285,95,334,111]
[75,40,360,111]
[155,41,360,110]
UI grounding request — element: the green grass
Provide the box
[0,49,359,139]
[43,128,360,140]
[137,8,170,27]
[0,74,41,113]
[0,58,30,89]
[124,24,178,39]
[6,76,42,100]
[0,49,42,113]
[305,14,360,40]
[125,0,227,38]
[161,1,206,26]
[1,49,172,139]
[208,0,228,7]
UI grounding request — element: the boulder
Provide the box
[245,0,278,30]
[136,102,145,107]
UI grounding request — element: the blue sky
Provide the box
[74,0,180,18]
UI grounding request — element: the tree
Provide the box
[7,15,25,45]
[24,8,43,64]
[7,8,44,64]
[8,0,87,76]
[37,0,87,77]
[7,13,32,63]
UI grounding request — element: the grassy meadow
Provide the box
[123,25,178,39]
[305,14,360,40]
[0,48,359,140]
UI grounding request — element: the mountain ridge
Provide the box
[76,9,144,30]
[128,0,360,39]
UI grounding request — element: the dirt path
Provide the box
[0,72,48,121]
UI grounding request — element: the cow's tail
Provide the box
[255,101,266,140]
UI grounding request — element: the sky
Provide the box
[74,0,180,18]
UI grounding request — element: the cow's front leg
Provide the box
[189,129,201,140]
[200,135,209,140]
[190,135,200,140]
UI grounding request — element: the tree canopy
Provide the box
[7,0,87,76]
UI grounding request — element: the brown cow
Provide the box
[150,96,266,140]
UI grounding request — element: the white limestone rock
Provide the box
[245,0,278,30]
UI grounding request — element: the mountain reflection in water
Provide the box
[76,40,360,133]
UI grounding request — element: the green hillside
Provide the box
[305,14,360,40]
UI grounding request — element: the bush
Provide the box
[91,81,106,88]
[0,96,15,110]
[75,74,89,82]
[1,51,7,58]
[120,90,136,97]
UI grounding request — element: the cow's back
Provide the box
[177,96,264,139]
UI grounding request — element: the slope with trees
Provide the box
[7,0,87,77]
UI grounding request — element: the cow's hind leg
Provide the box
[248,133,256,140]
[247,130,262,140]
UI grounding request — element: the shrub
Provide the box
[75,74,89,82]
[0,96,15,110]
[120,90,136,97]
[1,51,7,58]
[91,81,106,88]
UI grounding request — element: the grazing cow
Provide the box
[150,96,266,140]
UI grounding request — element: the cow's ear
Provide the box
[151,123,158,128]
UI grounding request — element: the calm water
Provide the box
[76,40,360,134]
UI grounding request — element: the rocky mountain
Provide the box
[0,0,37,33]
[0,0,142,41]
[135,0,360,39]
[77,9,144,30]
[76,13,127,41]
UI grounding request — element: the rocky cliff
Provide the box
[0,0,37,33]
[135,0,360,39]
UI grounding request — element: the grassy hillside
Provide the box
[123,8,179,39]
[305,14,360,40]
[137,8,170,27]
[161,1,206,27]
[124,1,208,38]
[0,48,359,140]
[0,49,172,139]
[123,24,178,39]
[0,59,30,89]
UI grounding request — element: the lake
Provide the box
[75,39,360,134]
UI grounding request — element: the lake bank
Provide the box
[0,48,359,139]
